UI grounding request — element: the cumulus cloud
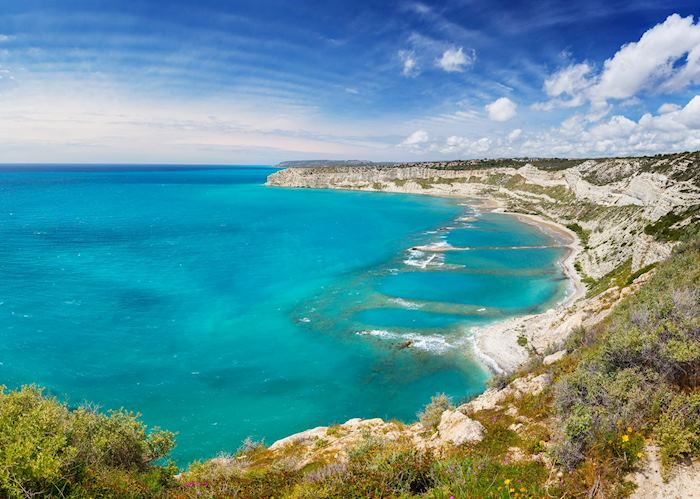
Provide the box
[397,94,700,159]
[486,97,517,121]
[544,63,592,98]
[534,63,592,110]
[399,129,430,150]
[436,47,473,72]
[536,14,700,113]
[522,94,700,157]
[399,50,419,77]
[591,14,700,102]
[0,34,10,42]
[658,103,681,114]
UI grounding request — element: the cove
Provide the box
[0,166,568,463]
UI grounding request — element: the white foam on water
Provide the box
[299,317,311,323]
[356,329,395,339]
[355,329,458,354]
[403,249,445,268]
[389,297,424,309]
[411,241,456,252]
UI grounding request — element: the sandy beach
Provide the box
[468,207,586,373]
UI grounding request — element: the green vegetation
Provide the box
[581,258,659,298]
[553,239,700,488]
[528,158,584,171]
[644,205,700,242]
[582,258,633,297]
[565,223,591,248]
[0,385,175,498]
[417,393,453,431]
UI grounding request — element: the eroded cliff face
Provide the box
[267,152,700,280]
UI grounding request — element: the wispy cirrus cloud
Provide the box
[399,49,420,77]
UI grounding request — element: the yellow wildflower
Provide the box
[509,488,515,493]
[637,451,644,458]
[622,434,630,442]
[504,479,511,485]
[627,426,633,433]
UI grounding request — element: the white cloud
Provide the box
[436,47,473,73]
[590,14,700,102]
[537,14,700,113]
[399,129,430,150]
[440,136,491,155]
[0,78,413,163]
[522,94,700,157]
[399,50,419,77]
[658,102,681,114]
[534,63,592,110]
[0,35,10,42]
[397,94,700,159]
[544,62,592,98]
[486,97,517,122]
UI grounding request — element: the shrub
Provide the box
[563,325,596,351]
[566,223,591,248]
[288,437,435,498]
[553,240,700,472]
[0,385,175,498]
[417,393,453,431]
[655,393,700,474]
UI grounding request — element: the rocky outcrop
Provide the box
[435,410,484,445]
[260,411,487,470]
[458,373,553,414]
[543,350,567,365]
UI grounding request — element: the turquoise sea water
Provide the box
[0,166,568,463]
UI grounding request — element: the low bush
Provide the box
[417,393,453,431]
[0,385,175,498]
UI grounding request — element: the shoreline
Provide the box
[267,179,588,373]
[415,192,585,373]
[468,208,585,373]
[272,181,588,374]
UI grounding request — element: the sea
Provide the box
[0,165,568,463]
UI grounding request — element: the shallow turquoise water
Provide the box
[0,166,567,463]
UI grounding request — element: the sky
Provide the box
[0,0,699,164]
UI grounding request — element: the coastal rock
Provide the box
[510,373,552,396]
[459,388,507,413]
[459,373,553,415]
[543,350,567,365]
[269,426,329,450]
[436,410,484,445]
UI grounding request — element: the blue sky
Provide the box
[0,0,699,163]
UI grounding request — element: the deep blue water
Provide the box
[0,166,567,463]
